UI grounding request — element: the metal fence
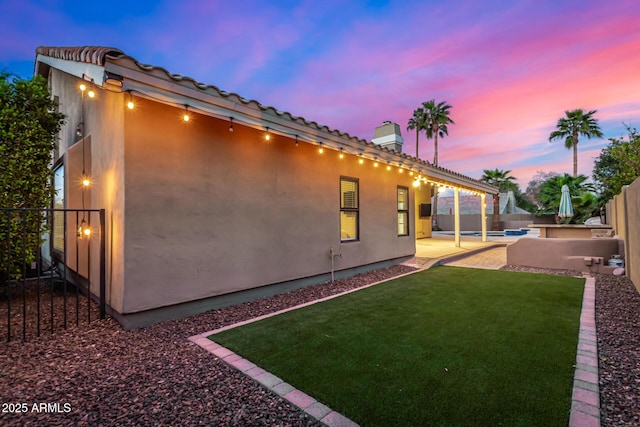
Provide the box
[1,208,105,342]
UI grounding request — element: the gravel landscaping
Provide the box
[0,265,413,426]
[1,263,638,426]
[596,273,640,426]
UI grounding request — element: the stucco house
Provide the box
[35,46,496,327]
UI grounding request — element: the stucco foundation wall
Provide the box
[506,238,623,273]
[607,179,640,292]
[122,100,416,313]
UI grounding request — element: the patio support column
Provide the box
[481,193,487,242]
[454,187,460,247]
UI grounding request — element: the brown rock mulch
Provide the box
[0,265,413,426]
[596,273,640,427]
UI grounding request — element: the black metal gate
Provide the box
[1,208,106,342]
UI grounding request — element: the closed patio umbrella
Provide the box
[558,184,574,218]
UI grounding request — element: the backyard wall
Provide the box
[506,238,623,274]
[436,214,546,231]
[607,178,640,292]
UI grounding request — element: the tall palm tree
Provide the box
[480,168,517,231]
[423,99,454,229]
[407,107,425,159]
[549,109,603,177]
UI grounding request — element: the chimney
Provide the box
[372,121,404,153]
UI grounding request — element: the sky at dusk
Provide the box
[1,0,639,187]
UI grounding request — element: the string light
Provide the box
[82,177,91,187]
[117,89,487,196]
[126,90,135,110]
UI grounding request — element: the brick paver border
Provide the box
[188,334,359,426]
[569,275,600,427]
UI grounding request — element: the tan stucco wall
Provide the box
[121,99,417,313]
[506,238,623,273]
[607,179,640,292]
[50,69,127,312]
[414,183,433,238]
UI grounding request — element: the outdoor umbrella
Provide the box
[558,184,574,218]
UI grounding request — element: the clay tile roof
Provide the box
[35,45,495,192]
[36,46,124,66]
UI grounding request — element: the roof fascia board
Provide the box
[36,54,105,85]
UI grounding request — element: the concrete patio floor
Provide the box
[403,229,540,269]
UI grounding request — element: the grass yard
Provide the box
[211,266,585,426]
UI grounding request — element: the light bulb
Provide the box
[318,147,324,154]
[127,100,134,110]
[79,84,86,91]
[83,228,91,236]
[359,158,364,164]
[373,162,379,168]
[88,90,95,98]
[183,113,190,122]
[398,168,403,173]
[386,165,391,171]
[82,178,91,187]
[339,152,344,159]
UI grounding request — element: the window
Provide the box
[340,177,359,241]
[397,186,409,236]
[53,164,65,253]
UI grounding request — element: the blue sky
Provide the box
[2,0,639,186]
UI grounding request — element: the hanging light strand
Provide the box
[120,88,485,195]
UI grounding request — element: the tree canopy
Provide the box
[593,125,640,203]
[536,174,596,224]
[1,72,65,279]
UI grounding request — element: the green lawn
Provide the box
[211,266,584,426]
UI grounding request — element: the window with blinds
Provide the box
[340,177,359,241]
[397,186,409,236]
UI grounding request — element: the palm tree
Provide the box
[549,109,603,177]
[536,173,596,224]
[407,107,425,159]
[480,168,517,231]
[423,99,454,229]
